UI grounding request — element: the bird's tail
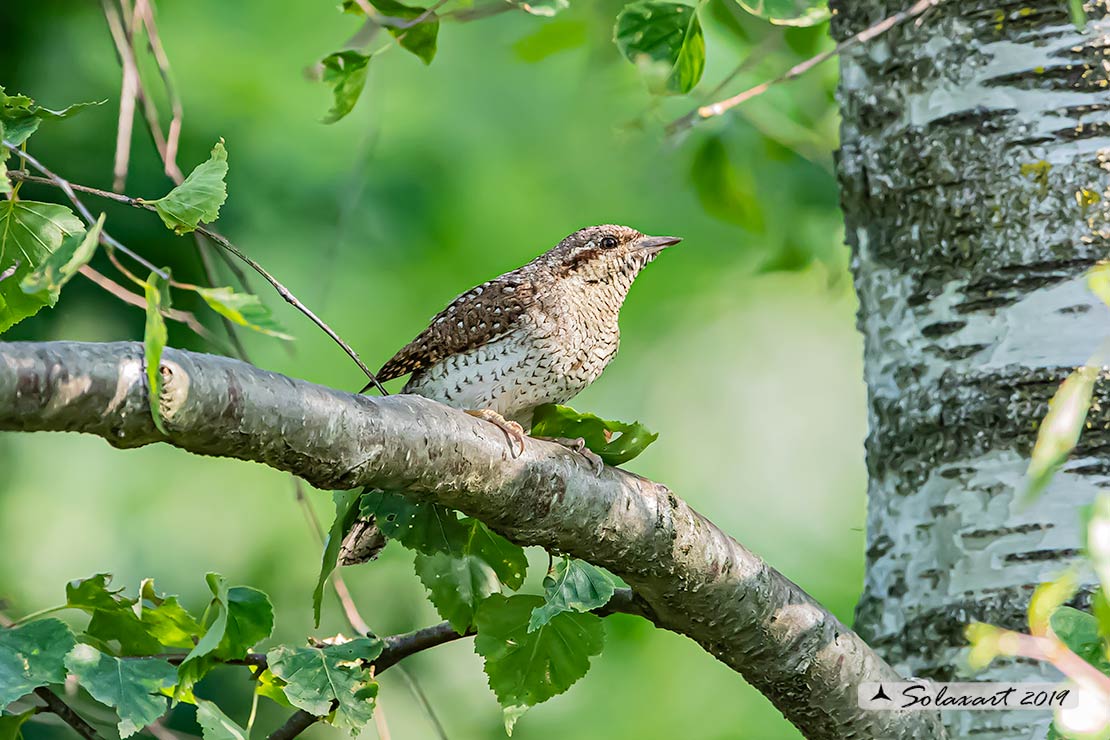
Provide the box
[338,515,388,566]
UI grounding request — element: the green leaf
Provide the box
[359,490,470,554]
[415,551,501,634]
[341,1,439,64]
[414,517,528,632]
[1025,366,1098,502]
[1050,606,1110,672]
[474,594,604,718]
[457,518,528,589]
[528,559,615,632]
[0,200,85,334]
[530,404,658,466]
[0,86,103,147]
[1029,570,1079,636]
[314,490,363,627]
[21,212,103,299]
[195,699,248,740]
[513,19,588,63]
[734,0,829,27]
[138,579,204,650]
[0,122,9,195]
[1068,0,1087,31]
[215,586,274,660]
[178,574,273,696]
[614,2,705,95]
[320,51,372,125]
[66,574,163,656]
[147,141,228,234]
[195,286,293,340]
[374,0,439,64]
[0,709,36,740]
[1089,262,1110,310]
[266,638,383,735]
[65,644,176,738]
[255,669,293,709]
[144,270,172,435]
[0,618,75,705]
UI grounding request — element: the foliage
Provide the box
[143,141,229,235]
[144,269,172,434]
[0,200,85,333]
[614,2,705,95]
[531,404,658,465]
[528,558,616,632]
[266,638,382,735]
[0,0,874,737]
[475,594,605,733]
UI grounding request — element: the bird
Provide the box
[338,224,681,565]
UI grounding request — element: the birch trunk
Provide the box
[833,2,1110,738]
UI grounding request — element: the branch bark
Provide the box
[0,340,943,739]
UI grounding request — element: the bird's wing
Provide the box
[377,274,536,382]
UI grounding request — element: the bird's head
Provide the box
[545,224,682,287]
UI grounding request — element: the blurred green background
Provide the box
[0,1,860,738]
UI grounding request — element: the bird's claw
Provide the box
[536,436,605,476]
[466,409,527,458]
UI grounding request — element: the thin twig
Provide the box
[2,146,167,279]
[103,0,249,357]
[665,0,945,136]
[79,265,224,345]
[5,164,385,393]
[293,478,373,635]
[395,666,448,740]
[267,710,318,740]
[101,0,139,191]
[193,234,253,361]
[395,0,450,29]
[372,702,392,740]
[34,688,101,740]
[265,589,645,740]
[135,0,184,181]
[1000,629,1110,696]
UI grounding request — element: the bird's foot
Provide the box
[534,436,605,476]
[466,409,526,458]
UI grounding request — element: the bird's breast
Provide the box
[402,321,618,426]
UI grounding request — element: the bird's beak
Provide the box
[635,235,683,253]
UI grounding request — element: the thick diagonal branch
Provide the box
[0,341,943,740]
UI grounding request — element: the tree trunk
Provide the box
[834,2,1110,738]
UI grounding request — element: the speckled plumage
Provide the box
[378,224,680,426]
[340,224,679,566]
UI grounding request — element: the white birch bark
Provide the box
[834,2,1110,738]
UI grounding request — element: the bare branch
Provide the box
[134,0,185,182]
[34,688,101,740]
[79,265,221,343]
[665,0,944,137]
[4,164,386,394]
[0,340,944,740]
[1,145,166,279]
[100,0,140,191]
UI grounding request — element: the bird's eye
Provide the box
[600,236,618,249]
